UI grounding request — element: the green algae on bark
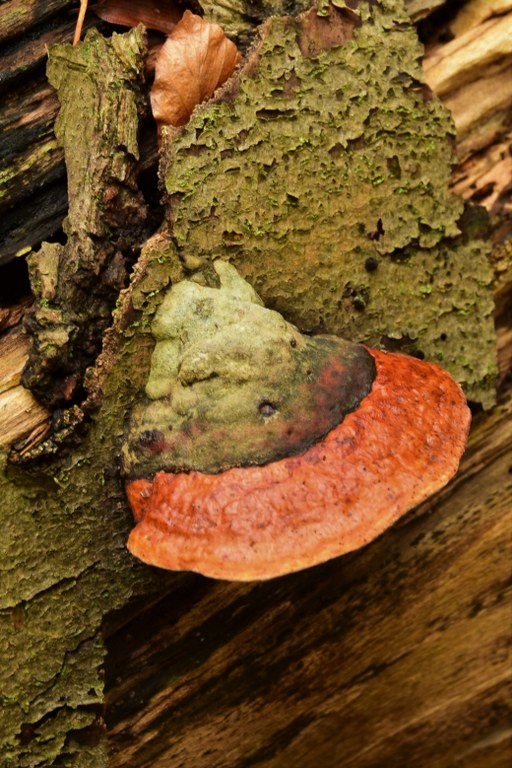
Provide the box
[22,27,148,408]
[0,227,189,767]
[164,0,497,407]
[0,267,169,767]
[122,261,375,477]
[0,28,161,768]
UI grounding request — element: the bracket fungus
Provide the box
[124,262,470,581]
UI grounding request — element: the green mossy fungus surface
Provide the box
[122,261,375,477]
[168,0,497,407]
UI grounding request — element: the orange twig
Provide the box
[73,0,89,46]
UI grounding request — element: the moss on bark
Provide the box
[0,28,163,768]
[164,0,497,406]
[0,292,169,765]
[22,27,148,408]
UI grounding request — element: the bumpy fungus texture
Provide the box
[123,261,375,475]
[163,0,496,407]
[125,263,470,581]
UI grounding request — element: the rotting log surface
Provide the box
[161,0,499,405]
[104,1,512,765]
[1,0,510,268]
[105,393,512,768]
[0,1,511,767]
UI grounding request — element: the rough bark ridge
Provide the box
[21,28,148,408]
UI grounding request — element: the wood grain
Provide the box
[0,325,49,448]
[104,392,512,767]
[0,0,75,46]
[422,1,512,216]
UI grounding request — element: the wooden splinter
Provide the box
[73,0,89,46]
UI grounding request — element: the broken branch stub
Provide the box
[22,27,148,408]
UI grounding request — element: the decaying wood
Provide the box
[0,0,75,45]
[20,27,149,408]
[423,0,512,214]
[1,0,511,266]
[424,13,512,144]
[105,392,512,768]
[0,1,511,767]
[0,325,49,449]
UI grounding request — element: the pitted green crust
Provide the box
[164,0,496,407]
[122,261,375,476]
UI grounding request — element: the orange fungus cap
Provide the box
[126,348,470,580]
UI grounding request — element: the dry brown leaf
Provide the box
[94,0,182,35]
[150,11,241,128]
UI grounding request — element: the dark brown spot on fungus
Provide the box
[259,401,278,418]
[138,429,165,453]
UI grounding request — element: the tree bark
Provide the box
[1,1,511,767]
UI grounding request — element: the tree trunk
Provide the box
[1,1,511,767]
